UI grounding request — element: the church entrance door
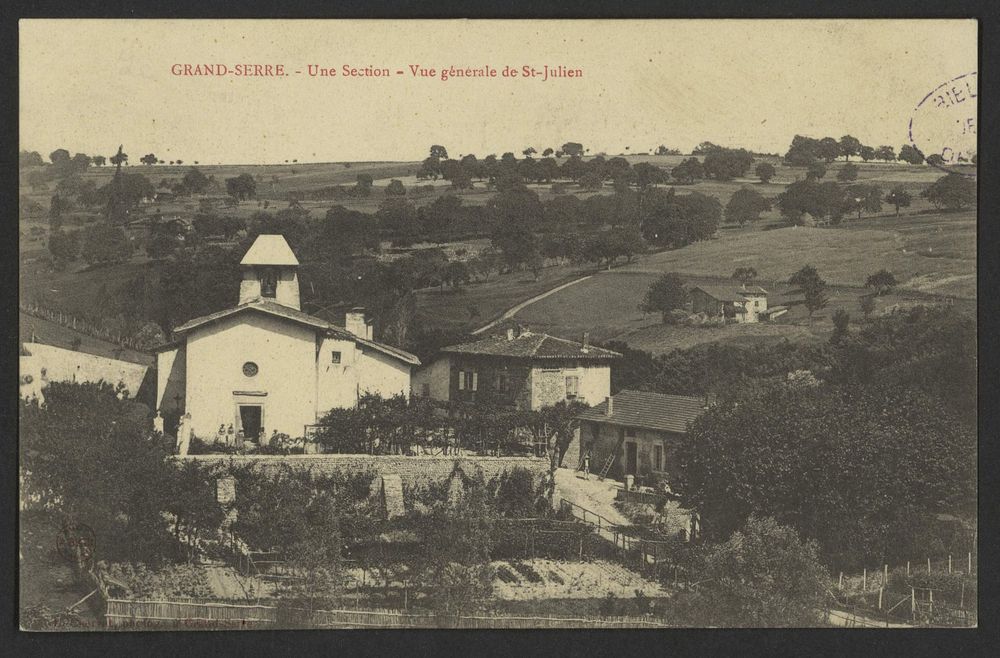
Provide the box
[238,405,263,441]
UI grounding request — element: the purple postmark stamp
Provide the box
[908,71,977,171]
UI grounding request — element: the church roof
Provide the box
[171,300,420,365]
[240,234,299,266]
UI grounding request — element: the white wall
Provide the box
[185,313,316,439]
[412,356,451,401]
[357,346,411,401]
[316,336,361,413]
[19,342,149,403]
[577,364,611,407]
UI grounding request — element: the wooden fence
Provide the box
[20,299,149,353]
[104,599,671,629]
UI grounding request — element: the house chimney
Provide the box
[605,396,613,416]
[506,327,515,341]
[582,332,590,348]
[345,307,373,340]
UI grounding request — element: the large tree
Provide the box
[671,157,704,184]
[922,173,975,210]
[640,272,688,323]
[884,186,912,216]
[755,162,776,184]
[641,188,721,247]
[897,144,925,165]
[838,135,863,161]
[836,162,858,182]
[678,382,976,568]
[788,265,828,318]
[843,183,882,220]
[776,180,844,225]
[47,230,79,266]
[865,269,898,295]
[225,173,257,201]
[674,516,829,627]
[560,142,584,157]
[81,224,132,266]
[724,188,771,226]
[702,148,754,181]
[19,381,180,562]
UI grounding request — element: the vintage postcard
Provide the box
[18,18,977,630]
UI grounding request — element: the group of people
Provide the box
[216,424,278,447]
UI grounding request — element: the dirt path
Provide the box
[553,468,629,526]
[471,275,594,335]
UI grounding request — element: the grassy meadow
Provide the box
[19,155,975,356]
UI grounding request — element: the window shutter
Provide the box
[458,370,465,390]
[471,372,478,391]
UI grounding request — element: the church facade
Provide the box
[154,235,420,441]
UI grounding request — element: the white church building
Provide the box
[154,234,420,442]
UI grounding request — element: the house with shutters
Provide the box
[412,327,621,411]
[154,234,420,443]
[568,389,714,484]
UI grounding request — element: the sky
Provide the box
[20,19,978,164]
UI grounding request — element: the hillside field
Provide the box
[20,156,975,356]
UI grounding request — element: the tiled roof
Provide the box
[240,234,299,266]
[576,389,708,434]
[173,299,328,333]
[690,284,767,302]
[440,332,621,361]
[171,300,420,365]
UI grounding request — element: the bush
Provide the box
[511,561,544,583]
[102,562,213,600]
[616,501,658,525]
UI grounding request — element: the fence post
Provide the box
[906,561,910,577]
[960,582,965,609]
[884,564,888,587]
[968,552,972,574]
[911,588,915,622]
[928,589,933,615]
[878,587,883,610]
[927,557,931,573]
[862,568,867,591]
[838,572,843,589]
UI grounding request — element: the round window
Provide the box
[242,362,259,377]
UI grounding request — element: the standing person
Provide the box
[226,424,235,446]
[235,429,245,449]
[583,450,592,479]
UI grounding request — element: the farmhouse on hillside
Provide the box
[688,284,779,323]
[154,234,420,443]
[413,327,621,410]
[567,389,714,484]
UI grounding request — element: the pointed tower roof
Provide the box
[240,234,299,266]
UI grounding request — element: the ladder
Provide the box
[597,434,627,481]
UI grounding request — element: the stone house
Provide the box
[569,389,713,485]
[412,327,621,411]
[154,234,420,442]
[689,284,768,323]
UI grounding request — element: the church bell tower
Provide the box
[238,234,301,310]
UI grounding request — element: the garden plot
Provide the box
[491,559,667,600]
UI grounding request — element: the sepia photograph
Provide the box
[17,18,978,631]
